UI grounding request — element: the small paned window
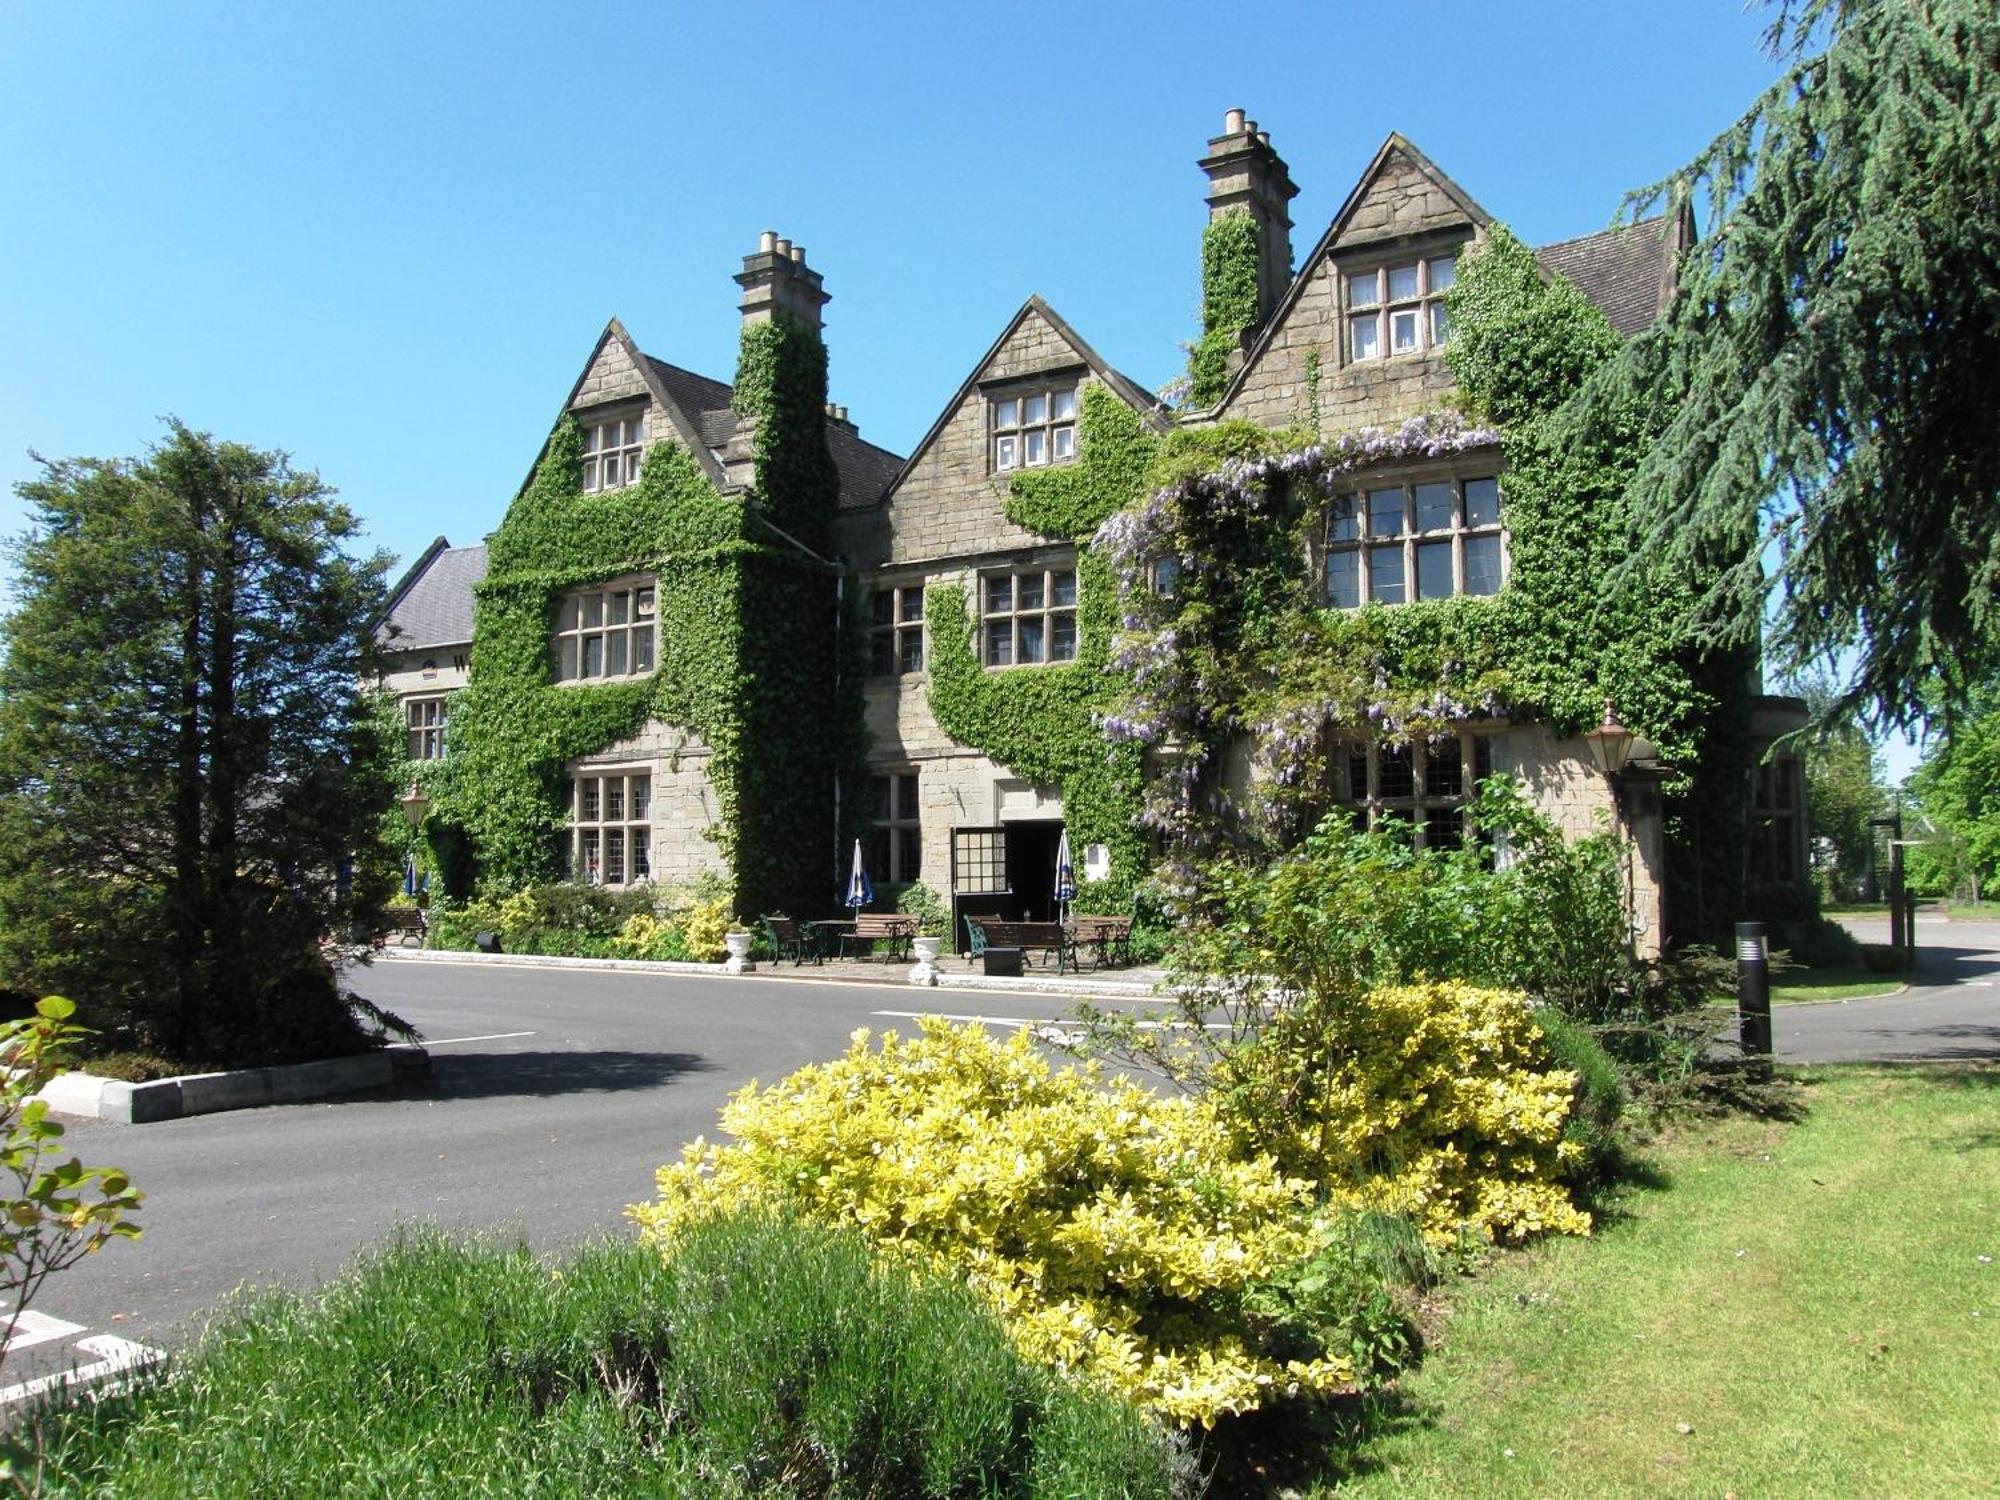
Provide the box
[866,769,922,885]
[1747,758,1805,884]
[406,697,447,760]
[1346,254,1457,362]
[1326,477,1504,608]
[868,584,926,677]
[1337,732,1495,850]
[553,577,657,682]
[566,769,652,885]
[582,413,646,493]
[982,563,1078,667]
[991,385,1079,473]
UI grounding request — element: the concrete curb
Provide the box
[34,1044,430,1125]
[369,946,1167,1000]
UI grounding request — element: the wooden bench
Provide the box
[967,919,1077,974]
[838,913,917,961]
[1068,915,1135,968]
[379,903,428,948]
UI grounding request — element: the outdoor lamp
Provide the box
[400,779,429,829]
[1583,701,1635,781]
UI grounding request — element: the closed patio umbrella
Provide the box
[1054,829,1076,922]
[845,838,875,911]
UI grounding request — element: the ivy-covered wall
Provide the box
[1188,209,1261,408]
[419,313,845,919]
[920,384,1158,906]
[1083,224,1778,940]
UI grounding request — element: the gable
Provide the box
[1214,133,1491,431]
[1325,138,1485,254]
[845,298,1162,569]
[569,331,651,410]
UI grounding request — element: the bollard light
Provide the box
[1736,920,1771,1061]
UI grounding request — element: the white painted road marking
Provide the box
[871,1010,1233,1031]
[2,1311,85,1354]
[422,1030,538,1046]
[0,1333,163,1407]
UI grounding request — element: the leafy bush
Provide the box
[632,1019,1383,1426]
[0,998,143,1391]
[1209,980,1590,1246]
[1532,1007,1628,1190]
[9,1220,1190,1498]
[607,912,688,961]
[679,898,730,962]
[891,880,952,938]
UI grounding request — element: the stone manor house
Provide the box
[375,112,1808,948]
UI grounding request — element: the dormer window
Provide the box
[553,576,657,681]
[991,386,1078,472]
[582,413,646,492]
[1346,255,1457,361]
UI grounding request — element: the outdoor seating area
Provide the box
[964,915,1135,975]
[762,912,920,964]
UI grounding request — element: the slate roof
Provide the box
[375,539,488,650]
[1535,215,1683,337]
[644,353,906,511]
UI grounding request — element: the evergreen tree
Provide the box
[1906,683,2000,898]
[0,422,396,1064]
[1583,0,2000,728]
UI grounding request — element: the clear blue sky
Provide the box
[0,2,1920,774]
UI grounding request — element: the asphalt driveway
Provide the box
[1776,918,2000,1063]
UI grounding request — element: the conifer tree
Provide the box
[0,422,395,1063]
[1584,0,2000,727]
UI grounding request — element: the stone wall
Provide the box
[1499,723,1666,957]
[1222,143,1477,436]
[572,719,730,885]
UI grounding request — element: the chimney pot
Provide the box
[1198,110,1299,337]
[759,229,777,254]
[774,236,792,258]
[1257,131,1271,147]
[789,243,805,264]
[1245,119,1258,136]
[1225,107,1246,134]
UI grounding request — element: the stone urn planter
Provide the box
[908,934,942,987]
[722,929,756,974]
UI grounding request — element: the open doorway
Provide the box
[1004,820,1064,923]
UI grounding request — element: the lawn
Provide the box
[1770,964,1906,1003]
[1315,1065,2000,1498]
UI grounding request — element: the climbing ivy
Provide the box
[421,315,845,919]
[1093,224,1779,939]
[1188,210,1261,408]
[921,385,1160,906]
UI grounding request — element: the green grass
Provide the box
[1769,964,1907,1004]
[8,1215,1191,1498]
[1308,1065,2000,1498]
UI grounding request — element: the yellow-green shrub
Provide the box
[679,898,731,963]
[1219,980,1589,1246]
[630,1019,1355,1426]
[609,912,682,961]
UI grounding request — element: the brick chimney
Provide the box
[1198,108,1299,327]
[734,229,829,331]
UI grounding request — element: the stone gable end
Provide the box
[1222,147,1477,435]
[859,307,1098,570]
[569,334,650,412]
[1328,144,1474,253]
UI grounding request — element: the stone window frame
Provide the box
[405,696,448,760]
[868,580,926,677]
[552,574,658,684]
[1342,248,1460,363]
[866,767,922,885]
[1323,470,1506,608]
[987,379,1080,474]
[1335,730,1496,850]
[981,559,1079,668]
[580,405,647,493]
[565,765,653,886]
